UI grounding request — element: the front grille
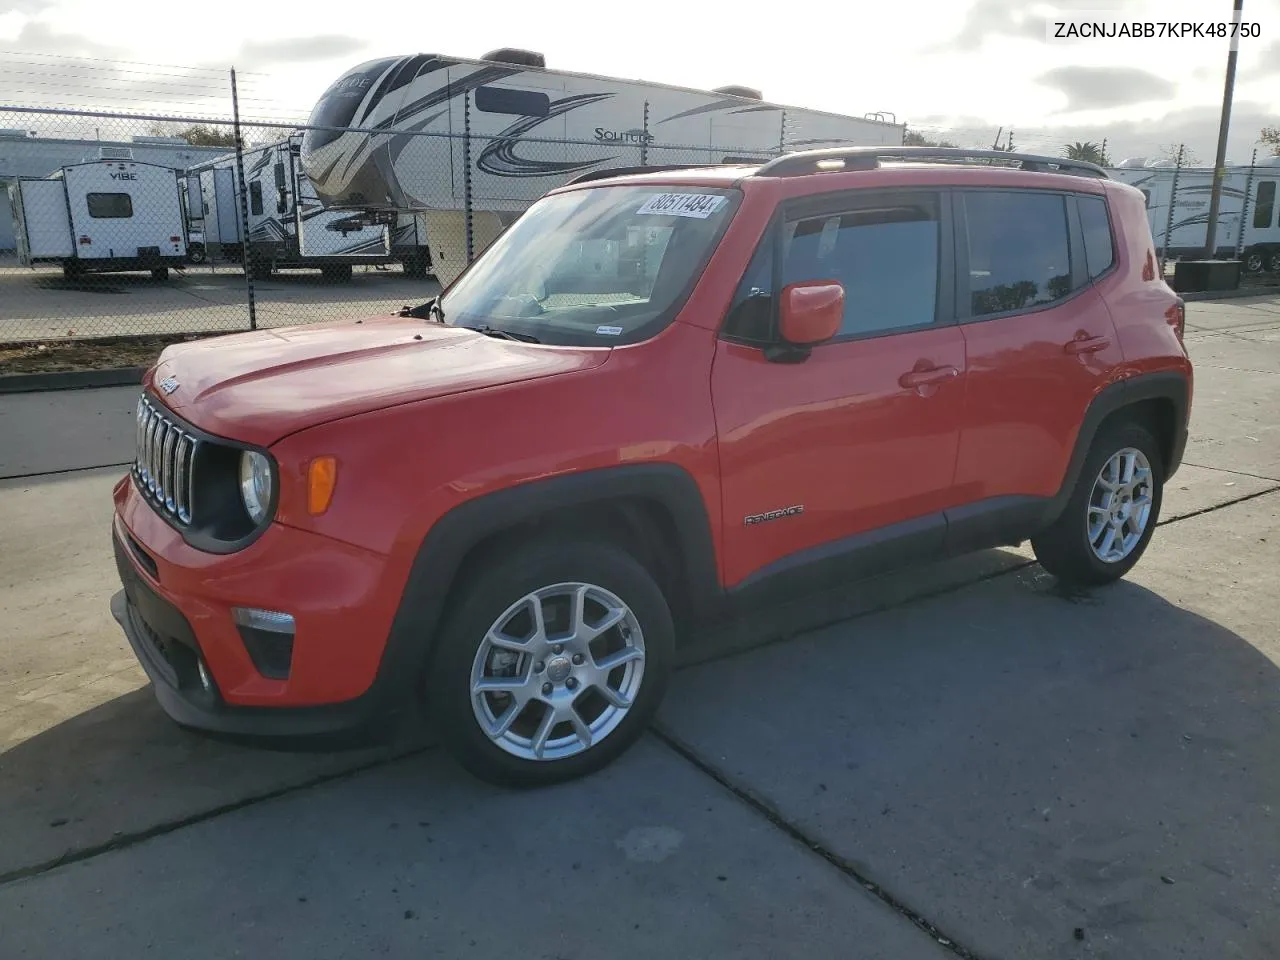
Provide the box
[133,395,199,523]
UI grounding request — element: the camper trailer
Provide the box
[299,49,903,283]
[1111,158,1280,273]
[184,136,416,281]
[7,159,187,279]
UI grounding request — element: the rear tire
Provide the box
[1267,248,1280,274]
[188,244,206,265]
[1032,421,1164,586]
[427,539,674,788]
[1243,249,1264,274]
[151,267,169,281]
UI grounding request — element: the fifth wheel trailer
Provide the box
[1110,158,1280,273]
[7,159,186,279]
[299,48,904,283]
[185,136,411,281]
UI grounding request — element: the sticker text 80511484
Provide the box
[636,193,727,219]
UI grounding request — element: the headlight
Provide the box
[238,451,273,525]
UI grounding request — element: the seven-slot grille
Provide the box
[134,396,198,524]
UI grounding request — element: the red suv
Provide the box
[111,147,1192,786]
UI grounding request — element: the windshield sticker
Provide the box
[636,193,727,219]
[595,325,624,336]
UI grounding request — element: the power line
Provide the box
[0,49,270,76]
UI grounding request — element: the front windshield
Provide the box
[440,185,741,346]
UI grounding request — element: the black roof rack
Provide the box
[567,163,741,185]
[755,146,1110,180]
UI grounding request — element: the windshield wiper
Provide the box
[398,297,445,323]
[470,324,541,344]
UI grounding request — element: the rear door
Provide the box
[711,188,967,589]
[13,179,72,260]
[948,187,1124,546]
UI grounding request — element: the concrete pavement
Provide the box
[0,265,440,343]
[0,296,1277,958]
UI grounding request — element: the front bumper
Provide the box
[110,475,416,744]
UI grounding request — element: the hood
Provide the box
[148,315,609,446]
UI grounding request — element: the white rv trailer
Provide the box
[299,48,904,283]
[184,136,412,281]
[1110,157,1280,273]
[7,159,187,279]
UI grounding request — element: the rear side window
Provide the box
[86,192,132,218]
[1077,196,1115,279]
[1254,181,1276,229]
[964,191,1071,317]
[781,197,940,337]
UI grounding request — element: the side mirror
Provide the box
[778,280,844,345]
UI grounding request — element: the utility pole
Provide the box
[1204,0,1244,259]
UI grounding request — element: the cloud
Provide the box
[1245,39,1280,77]
[1029,103,1277,164]
[905,102,1279,165]
[0,22,245,123]
[233,36,367,71]
[0,0,52,14]
[940,0,1044,52]
[8,20,117,56]
[1036,66,1175,112]
[943,0,1144,52]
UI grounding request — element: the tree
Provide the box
[1262,125,1280,157]
[1157,143,1200,166]
[903,128,958,148]
[177,125,238,147]
[1063,141,1108,165]
[147,121,237,147]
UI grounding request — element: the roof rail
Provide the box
[756,146,1110,180]
[567,163,738,185]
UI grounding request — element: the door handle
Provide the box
[1064,334,1112,355]
[899,365,960,389]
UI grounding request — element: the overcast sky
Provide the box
[1,0,1277,163]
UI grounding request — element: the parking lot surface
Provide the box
[0,261,440,342]
[1,294,1278,958]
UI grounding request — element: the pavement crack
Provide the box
[0,461,132,482]
[0,744,433,889]
[653,724,988,960]
[1180,461,1280,484]
[1159,484,1280,524]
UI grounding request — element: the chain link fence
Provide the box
[3,96,1278,368]
[0,98,789,359]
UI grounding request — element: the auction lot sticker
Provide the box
[636,193,727,218]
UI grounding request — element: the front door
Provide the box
[711,188,967,591]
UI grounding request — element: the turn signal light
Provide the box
[307,456,337,515]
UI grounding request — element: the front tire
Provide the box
[427,540,674,788]
[1032,421,1164,586]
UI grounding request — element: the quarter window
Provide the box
[1077,196,1115,280]
[86,192,132,218]
[964,191,1072,317]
